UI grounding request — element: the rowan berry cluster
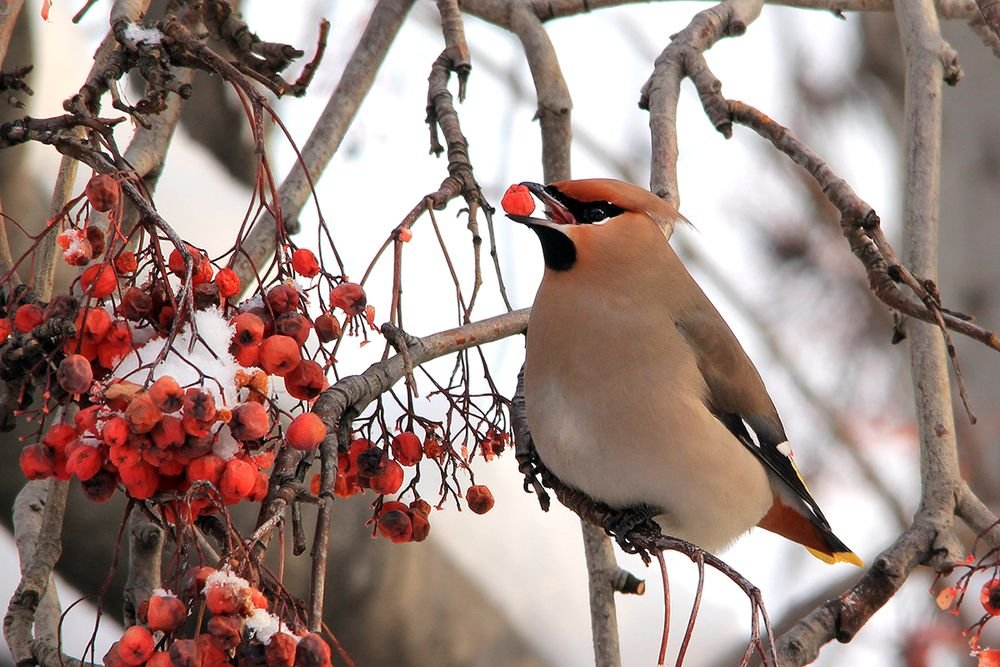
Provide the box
[932,548,1000,665]
[103,567,334,667]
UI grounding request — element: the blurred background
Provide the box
[1,2,999,665]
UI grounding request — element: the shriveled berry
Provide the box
[275,312,312,347]
[283,359,326,401]
[291,249,320,278]
[204,584,242,616]
[409,498,431,517]
[215,268,240,299]
[330,282,366,317]
[82,468,117,502]
[85,173,120,213]
[168,244,199,277]
[265,284,300,315]
[119,287,152,320]
[409,510,430,542]
[183,388,217,423]
[182,566,215,597]
[377,509,413,543]
[86,226,106,258]
[193,282,221,310]
[58,354,94,394]
[295,633,332,667]
[168,639,197,667]
[314,313,341,343]
[356,447,386,479]
[466,484,495,514]
[286,413,326,451]
[207,615,243,650]
[266,632,298,667]
[151,415,186,449]
[391,432,422,467]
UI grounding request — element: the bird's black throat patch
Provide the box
[530,225,576,271]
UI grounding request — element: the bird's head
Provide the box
[506,178,684,272]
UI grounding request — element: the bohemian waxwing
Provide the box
[508,178,862,565]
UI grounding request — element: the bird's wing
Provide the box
[676,306,861,565]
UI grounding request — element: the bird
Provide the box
[506,177,862,566]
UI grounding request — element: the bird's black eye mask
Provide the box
[543,186,625,225]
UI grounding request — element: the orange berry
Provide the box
[250,588,267,609]
[57,354,94,395]
[13,304,43,333]
[391,432,422,467]
[330,282,366,317]
[283,359,326,400]
[501,183,535,216]
[246,469,269,502]
[187,454,226,487]
[466,484,495,514]
[233,342,261,368]
[148,376,184,412]
[259,335,301,377]
[19,443,55,480]
[397,227,412,243]
[85,173,120,212]
[291,248,321,278]
[81,263,118,298]
[125,394,163,434]
[119,460,159,500]
[229,402,270,441]
[117,626,154,666]
[79,307,112,343]
[204,585,241,616]
[231,312,265,346]
[286,413,326,451]
[147,594,187,633]
[214,268,240,299]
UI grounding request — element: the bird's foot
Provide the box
[515,447,552,512]
[605,504,660,561]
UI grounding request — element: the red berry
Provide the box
[207,615,243,650]
[229,402,270,441]
[246,469,269,502]
[187,454,226,487]
[291,248,321,278]
[182,566,216,597]
[43,423,77,451]
[119,460,159,500]
[79,307,112,343]
[183,388,217,423]
[231,312,265,346]
[151,415,186,449]
[86,226,106,258]
[101,416,129,447]
[14,304,43,333]
[57,229,92,266]
[58,354,94,395]
[368,459,404,495]
[168,244,199,277]
[85,173,120,213]
[118,625,154,666]
[286,413,326,451]
[19,443,55,480]
[146,653,172,667]
[214,268,241,299]
[0,318,11,343]
[66,445,102,481]
[220,458,256,503]
[409,509,430,542]
[266,632,298,667]
[330,282,366,317]
[466,484,495,514]
[81,264,118,299]
[390,432,422,466]
[275,312,312,347]
[147,594,187,633]
[119,287,152,321]
[501,183,536,216]
[423,433,444,461]
[259,335,301,377]
[204,584,241,616]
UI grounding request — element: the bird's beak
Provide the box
[506,182,578,228]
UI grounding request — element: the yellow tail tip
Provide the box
[806,547,865,567]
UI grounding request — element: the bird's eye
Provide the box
[580,201,623,224]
